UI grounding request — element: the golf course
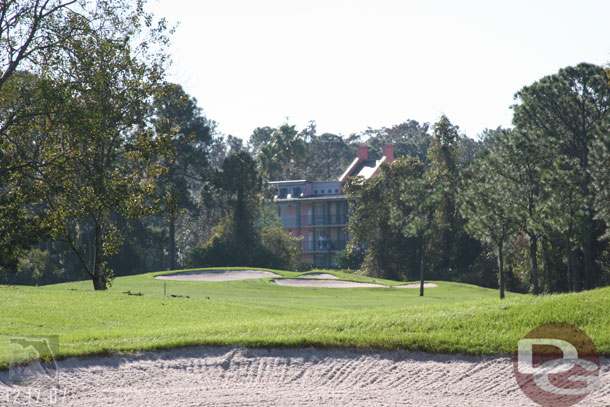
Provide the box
[2,267,610,370]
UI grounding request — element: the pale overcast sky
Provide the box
[147,0,610,141]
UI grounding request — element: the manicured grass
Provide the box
[1,267,609,369]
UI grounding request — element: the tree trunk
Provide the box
[92,222,107,290]
[420,238,425,297]
[169,217,176,270]
[568,248,581,292]
[528,234,539,295]
[542,237,550,293]
[498,241,505,300]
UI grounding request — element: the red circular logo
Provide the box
[513,323,600,406]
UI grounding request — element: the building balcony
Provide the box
[281,214,348,228]
[301,239,346,253]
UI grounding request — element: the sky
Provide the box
[146,0,610,141]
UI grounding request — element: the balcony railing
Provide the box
[282,214,348,228]
[302,239,346,252]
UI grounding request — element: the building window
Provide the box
[335,189,338,193]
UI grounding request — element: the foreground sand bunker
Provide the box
[11,347,608,406]
[155,269,280,282]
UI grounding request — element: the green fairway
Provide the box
[1,267,609,369]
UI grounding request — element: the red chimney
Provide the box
[357,145,368,161]
[382,143,394,163]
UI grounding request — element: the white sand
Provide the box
[2,347,608,406]
[298,273,339,279]
[395,283,439,288]
[272,278,385,288]
[272,278,439,288]
[155,269,280,282]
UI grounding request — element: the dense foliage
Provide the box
[0,2,608,296]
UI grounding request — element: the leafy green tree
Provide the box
[345,158,420,281]
[541,155,590,291]
[0,72,58,271]
[302,133,353,181]
[426,115,460,278]
[513,63,610,290]
[257,123,305,180]
[363,120,431,162]
[248,126,274,155]
[482,129,549,294]
[153,82,212,270]
[32,1,172,290]
[591,111,610,239]
[390,157,441,296]
[0,0,81,271]
[217,152,263,255]
[188,153,305,270]
[458,151,520,299]
[0,0,77,93]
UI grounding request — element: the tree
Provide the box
[345,158,420,281]
[482,129,548,294]
[302,133,353,181]
[0,0,79,270]
[217,152,263,255]
[187,152,305,270]
[32,1,172,290]
[390,157,441,297]
[591,108,610,239]
[426,115,460,279]
[364,119,431,162]
[153,82,212,270]
[0,72,58,271]
[458,149,520,299]
[248,126,274,155]
[257,123,305,181]
[513,63,610,290]
[0,0,77,94]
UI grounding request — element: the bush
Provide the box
[185,226,306,272]
[335,244,365,271]
[185,237,234,268]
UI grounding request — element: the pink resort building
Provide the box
[270,143,395,268]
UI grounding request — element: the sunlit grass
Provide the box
[0,267,608,369]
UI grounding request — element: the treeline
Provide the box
[1,2,608,296]
[0,0,354,290]
[245,64,610,297]
[345,64,610,297]
[0,0,300,289]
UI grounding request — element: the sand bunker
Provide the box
[155,269,280,282]
[298,273,339,279]
[272,278,439,288]
[395,282,439,288]
[272,278,384,288]
[4,347,608,406]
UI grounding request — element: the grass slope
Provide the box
[0,267,608,369]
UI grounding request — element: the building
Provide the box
[270,143,395,268]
